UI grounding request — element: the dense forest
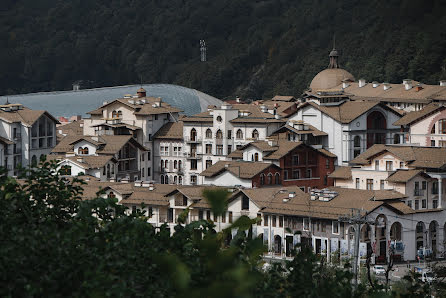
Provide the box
[1,0,446,99]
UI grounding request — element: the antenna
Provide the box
[333,34,336,49]
[200,40,207,62]
[5,97,9,105]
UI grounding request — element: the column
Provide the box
[438,178,443,209]
[370,224,376,265]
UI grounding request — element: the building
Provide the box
[0,102,58,175]
[226,139,336,191]
[51,135,148,181]
[330,144,446,211]
[393,103,446,147]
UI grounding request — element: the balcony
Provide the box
[184,136,202,143]
[184,152,200,159]
[414,189,424,196]
[13,133,21,140]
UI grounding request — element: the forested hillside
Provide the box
[1,0,445,99]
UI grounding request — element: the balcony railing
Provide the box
[432,188,439,195]
[414,189,424,196]
[184,136,202,143]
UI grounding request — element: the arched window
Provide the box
[190,128,197,141]
[111,164,115,174]
[254,153,259,162]
[160,175,165,184]
[236,129,243,139]
[353,136,361,147]
[178,176,183,184]
[252,129,259,140]
[216,129,223,139]
[174,160,178,169]
[112,110,117,118]
[393,134,400,144]
[31,155,37,167]
[174,176,178,184]
[78,147,89,155]
[117,111,122,118]
[267,173,272,184]
[260,174,265,185]
[106,164,110,178]
[275,173,280,184]
[107,191,116,199]
[178,160,182,170]
[439,119,446,134]
[103,166,106,175]
[206,128,212,139]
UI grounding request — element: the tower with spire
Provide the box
[328,36,339,69]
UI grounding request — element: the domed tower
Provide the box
[309,45,355,91]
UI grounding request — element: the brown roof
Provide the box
[271,123,327,137]
[350,144,446,169]
[0,136,13,145]
[58,120,84,136]
[317,148,337,158]
[334,81,446,104]
[87,97,182,116]
[227,149,243,159]
[386,170,424,183]
[301,101,402,124]
[393,103,444,126]
[48,154,116,169]
[153,121,183,139]
[271,95,296,102]
[200,161,279,179]
[0,106,59,126]
[329,166,352,179]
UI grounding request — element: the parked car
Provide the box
[373,265,386,276]
[414,267,435,283]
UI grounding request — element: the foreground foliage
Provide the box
[0,161,443,297]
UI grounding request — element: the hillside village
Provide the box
[1,48,446,264]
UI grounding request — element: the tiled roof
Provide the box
[153,121,183,139]
[87,97,182,116]
[329,166,352,179]
[386,170,424,183]
[271,95,296,102]
[393,103,444,126]
[350,144,446,169]
[200,160,278,179]
[273,123,328,137]
[58,120,84,136]
[0,106,59,126]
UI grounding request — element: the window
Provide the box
[325,159,330,169]
[198,209,203,220]
[324,175,328,186]
[332,221,339,234]
[260,174,265,185]
[148,207,153,218]
[160,146,169,156]
[354,149,361,158]
[178,176,182,184]
[236,129,243,139]
[407,200,412,208]
[174,160,178,169]
[155,115,158,120]
[206,210,211,220]
[431,124,436,134]
[216,145,223,155]
[400,162,404,168]
[380,180,385,190]
[414,200,419,210]
[440,140,446,147]
[216,116,222,123]
[227,130,232,139]
[263,215,268,226]
[117,111,122,118]
[293,170,300,179]
[353,136,361,147]
[439,119,446,134]
[178,161,182,170]
[272,216,276,227]
[254,153,259,161]
[229,211,233,223]
[393,134,400,144]
[279,216,283,228]
[112,110,117,118]
[221,212,226,223]
[78,147,89,155]
[190,175,197,185]
[252,129,259,140]
[284,170,288,180]
[227,145,232,154]
[206,160,212,169]
[216,129,223,139]
[386,161,393,171]
[206,129,212,139]
[306,169,312,178]
[375,160,379,170]
[433,200,438,209]
[431,140,436,147]
[303,218,310,231]
[206,144,212,154]
[275,173,280,184]
[422,199,427,209]
[366,179,373,190]
[292,155,299,165]
[240,195,250,210]
[191,160,197,170]
[107,191,116,199]
[267,173,272,184]
[422,181,427,190]
[147,167,151,177]
[60,165,71,176]
[190,128,197,141]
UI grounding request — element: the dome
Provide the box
[310,68,355,91]
[329,49,338,57]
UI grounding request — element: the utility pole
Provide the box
[339,208,373,289]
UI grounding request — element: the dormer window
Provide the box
[112,110,117,118]
[252,129,259,140]
[78,147,89,155]
[236,129,243,139]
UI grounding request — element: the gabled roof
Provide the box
[271,95,296,102]
[272,123,327,137]
[153,121,183,139]
[393,103,444,126]
[386,170,426,183]
[58,120,84,136]
[200,161,280,179]
[350,144,446,170]
[87,97,182,116]
[329,166,352,179]
[0,106,59,126]
[300,100,403,124]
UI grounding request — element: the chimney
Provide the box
[440,80,446,87]
[288,191,296,198]
[137,88,146,98]
[103,101,108,106]
[77,157,84,163]
[372,81,379,88]
[274,114,281,120]
[383,83,391,91]
[236,96,241,103]
[260,105,267,113]
[403,79,412,90]
[415,83,423,92]
[342,81,349,89]
[358,79,366,88]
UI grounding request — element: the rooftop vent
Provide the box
[260,105,268,113]
[342,81,350,89]
[288,191,296,198]
[283,198,290,203]
[134,180,142,187]
[103,101,108,105]
[440,80,446,87]
[236,96,241,103]
[358,79,367,88]
[128,99,135,105]
[415,83,423,92]
[383,83,391,91]
[221,104,232,110]
[372,81,379,88]
[403,79,412,90]
[124,94,132,99]
[77,158,84,163]
[274,114,281,119]
[310,188,338,201]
